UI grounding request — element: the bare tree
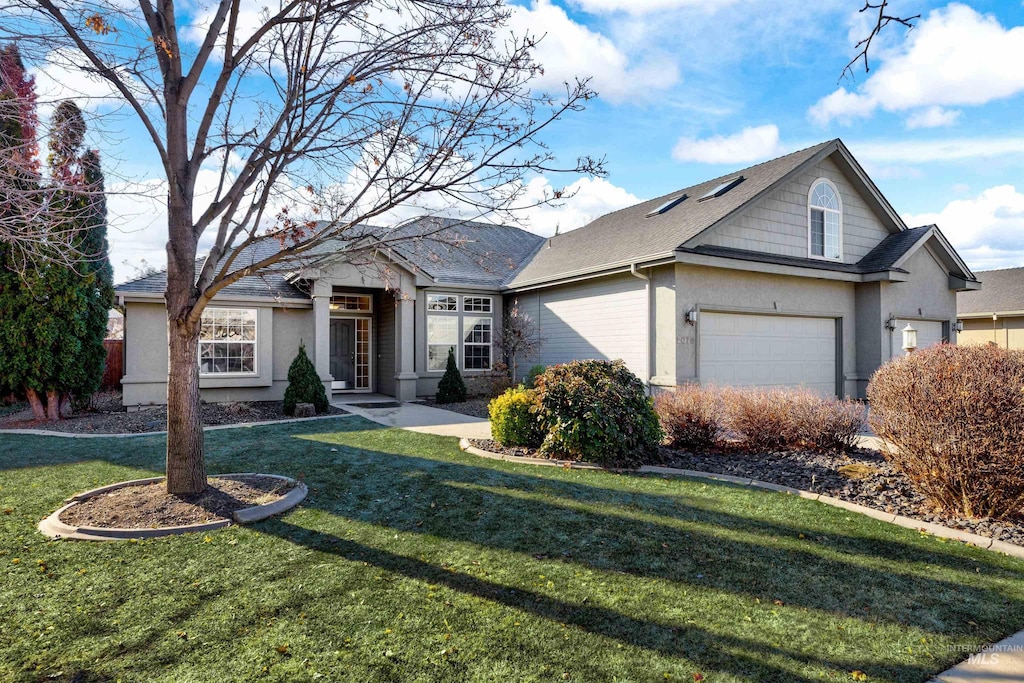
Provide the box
[497,298,543,383]
[2,0,601,493]
[842,0,919,81]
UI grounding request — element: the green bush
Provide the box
[488,386,543,448]
[283,343,328,415]
[533,359,662,467]
[868,344,1024,519]
[435,348,467,403]
[524,364,546,388]
[654,385,721,452]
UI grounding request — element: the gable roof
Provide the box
[115,239,309,300]
[856,225,933,272]
[507,140,845,288]
[958,266,1024,315]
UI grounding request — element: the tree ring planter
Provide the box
[38,473,307,542]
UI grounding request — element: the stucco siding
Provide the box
[515,273,648,381]
[699,156,892,264]
[879,245,957,357]
[673,263,858,397]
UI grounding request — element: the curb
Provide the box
[458,439,1024,560]
[1,413,355,439]
[38,474,306,541]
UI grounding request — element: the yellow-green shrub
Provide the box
[488,387,542,448]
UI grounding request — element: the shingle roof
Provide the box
[680,245,910,275]
[506,140,836,287]
[958,266,1024,315]
[116,217,545,298]
[855,225,933,272]
[115,239,309,300]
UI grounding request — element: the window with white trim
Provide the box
[464,296,492,313]
[199,308,257,375]
[427,315,459,371]
[427,294,458,311]
[808,179,842,260]
[463,316,492,370]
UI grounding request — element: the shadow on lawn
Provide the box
[259,516,936,683]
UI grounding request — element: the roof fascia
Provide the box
[959,309,1022,318]
[832,140,908,233]
[117,290,313,307]
[674,250,865,282]
[504,255,677,292]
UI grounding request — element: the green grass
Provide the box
[2,417,1024,682]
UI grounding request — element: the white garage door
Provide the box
[890,319,944,359]
[700,312,837,395]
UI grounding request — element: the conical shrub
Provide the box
[435,347,467,403]
[283,343,328,415]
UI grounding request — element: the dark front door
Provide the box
[330,318,355,389]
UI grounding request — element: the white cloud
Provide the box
[849,136,1024,163]
[810,3,1024,126]
[510,1,679,103]
[516,176,641,236]
[904,106,961,130]
[672,125,784,164]
[903,185,1024,271]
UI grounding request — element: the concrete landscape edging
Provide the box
[38,473,307,541]
[457,438,1024,560]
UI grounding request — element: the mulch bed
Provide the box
[61,475,294,528]
[421,398,490,419]
[469,437,1024,547]
[0,391,348,434]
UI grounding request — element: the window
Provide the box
[808,179,842,260]
[463,316,492,370]
[330,294,371,312]
[645,194,687,217]
[427,294,458,311]
[464,296,492,313]
[698,176,744,201]
[427,315,459,371]
[199,308,257,375]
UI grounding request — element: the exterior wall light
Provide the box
[685,308,698,326]
[901,323,918,354]
[885,315,897,331]
[954,320,964,333]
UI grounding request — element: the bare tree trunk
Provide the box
[45,389,59,421]
[166,318,206,494]
[25,388,45,421]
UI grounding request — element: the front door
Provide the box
[330,319,355,390]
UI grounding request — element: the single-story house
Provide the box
[115,138,979,407]
[957,266,1024,348]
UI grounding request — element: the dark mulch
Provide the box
[61,475,294,528]
[421,397,490,418]
[0,392,348,434]
[470,437,1024,546]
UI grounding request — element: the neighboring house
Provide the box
[957,267,1024,348]
[115,139,978,407]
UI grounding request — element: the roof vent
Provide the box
[645,194,687,218]
[698,175,744,202]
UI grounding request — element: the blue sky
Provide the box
[26,0,1024,281]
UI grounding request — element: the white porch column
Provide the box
[312,280,333,392]
[393,279,418,401]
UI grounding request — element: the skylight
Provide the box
[698,176,744,201]
[645,194,687,218]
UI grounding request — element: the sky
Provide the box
[25,0,1024,282]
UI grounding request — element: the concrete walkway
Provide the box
[330,399,491,439]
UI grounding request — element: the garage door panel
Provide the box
[700,312,837,395]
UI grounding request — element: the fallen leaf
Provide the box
[850,671,867,681]
[275,643,290,655]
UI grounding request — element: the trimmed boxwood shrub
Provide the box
[436,348,467,403]
[868,344,1024,519]
[283,343,329,415]
[488,386,543,448]
[533,359,662,467]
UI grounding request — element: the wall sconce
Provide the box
[954,320,964,333]
[685,308,698,326]
[901,323,918,354]
[884,315,897,331]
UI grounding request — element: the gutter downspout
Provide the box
[630,264,652,393]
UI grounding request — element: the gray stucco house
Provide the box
[115,139,978,407]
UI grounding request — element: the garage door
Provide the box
[699,312,837,395]
[890,319,944,359]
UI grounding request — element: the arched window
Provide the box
[808,179,842,260]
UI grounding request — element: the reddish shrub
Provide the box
[868,344,1024,519]
[720,387,864,453]
[789,392,865,453]
[654,385,722,452]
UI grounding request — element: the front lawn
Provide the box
[2,417,1024,682]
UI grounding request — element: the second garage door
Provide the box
[699,312,837,395]
[890,319,945,359]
